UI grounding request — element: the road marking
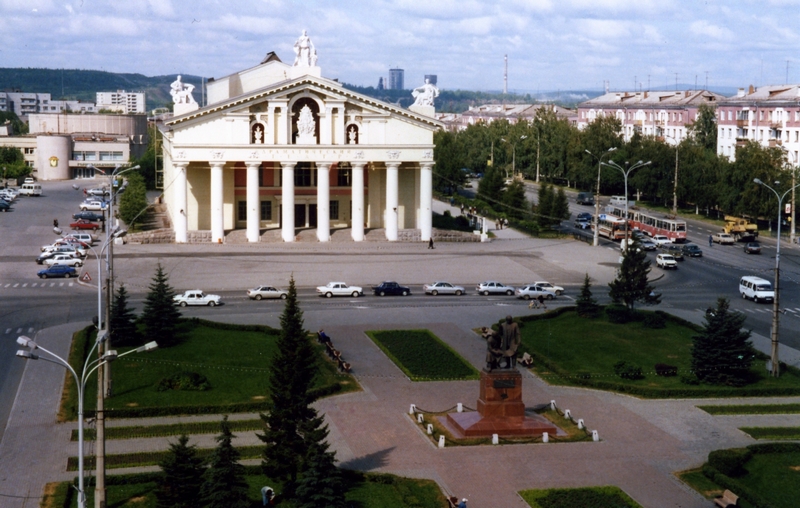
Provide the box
[69,282,74,287]
[744,309,755,313]
[59,283,64,287]
[50,283,55,287]
[13,283,18,288]
[22,283,28,287]
[31,283,37,287]
[4,329,10,334]
[786,308,797,313]
[4,284,9,288]
[16,328,22,334]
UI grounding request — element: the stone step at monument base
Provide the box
[443,411,558,438]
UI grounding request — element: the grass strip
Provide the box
[366,329,479,381]
[519,486,643,508]
[697,403,800,415]
[67,445,263,471]
[739,427,800,440]
[72,418,263,441]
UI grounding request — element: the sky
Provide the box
[2,0,799,94]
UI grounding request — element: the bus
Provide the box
[607,206,687,243]
[593,214,628,241]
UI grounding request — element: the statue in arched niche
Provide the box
[252,124,263,144]
[298,106,315,135]
[347,126,358,144]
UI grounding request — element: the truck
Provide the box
[723,216,758,242]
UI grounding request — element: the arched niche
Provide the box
[251,122,265,144]
[291,97,320,144]
[345,123,360,144]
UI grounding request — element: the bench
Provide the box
[337,357,351,373]
[713,490,739,508]
[447,496,459,508]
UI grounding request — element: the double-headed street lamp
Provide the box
[585,148,617,247]
[601,160,652,239]
[16,335,157,508]
[500,135,527,180]
[780,148,797,245]
[753,177,800,377]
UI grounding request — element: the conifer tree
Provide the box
[294,440,347,508]
[139,263,182,347]
[552,187,571,224]
[155,434,205,508]
[536,183,554,227]
[201,416,250,508]
[691,298,755,386]
[608,237,660,311]
[575,273,600,318]
[109,284,139,347]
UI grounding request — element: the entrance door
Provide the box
[308,204,317,228]
[294,204,306,228]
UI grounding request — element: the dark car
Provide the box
[576,212,592,222]
[37,265,77,279]
[744,242,761,254]
[576,192,594,205]
[660,244,684,261]
[372,281,411,296]
[0,200,10,212]
[681,244,703,257]
[72,211,105,222]
[69,219,100,231]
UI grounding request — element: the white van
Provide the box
[739,276,774,303]
[19,183,42,196]
[609,195,630,206]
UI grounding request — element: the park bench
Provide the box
[447,496,459,508]
[713,490,739,507]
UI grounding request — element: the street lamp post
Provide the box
[15,337,157,508]
[585,148,617,247]
[500,136,527,180]
[753,178,800,377]
[780,149,797,244]
[663,135,680,216]
[601,160,652,240]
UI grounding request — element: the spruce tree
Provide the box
[691,298,755,386]
[575,273,600,318]
[109,284,139,347]
[295,440,347,508]
[155,434,205,508]
[201,416,250,508]
[608,237,660,311]
[536,184,554,228]
[552,187,571,224]
[259,276,320,500]
[139,263,182,347]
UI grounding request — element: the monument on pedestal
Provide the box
[170,75,199,116]
[408,77,438,117]
[289,29,322,79]
[446,317,558,437]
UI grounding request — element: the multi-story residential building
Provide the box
[576,90,726,145]
[716,85,800,163]
[96,90,146,114]
[388,68,404,90]
[437,103,575,132]
[0,91,95,118]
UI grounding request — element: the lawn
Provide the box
[520,309,800,398]
[519,486,643,508]
[739,427,800,440]
[697,403,800,415]
[366,329,479,381]
[62,321,356,420]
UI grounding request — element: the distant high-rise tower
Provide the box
[424,74,438,86]
[389,68,404,90]
[377,77,384,90]
[504,55,508,94]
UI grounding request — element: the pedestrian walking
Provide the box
[528,298,539,309]
[428,237,435,249]
[458,498,468,508]
[708,234,713,247]
[53,219,58,228]
[537,294,546,309]
[83,188,87,197]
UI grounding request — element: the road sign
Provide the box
[80,272,92,282]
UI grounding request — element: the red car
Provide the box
[69,219,100,231]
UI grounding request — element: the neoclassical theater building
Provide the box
[160,33,442,243]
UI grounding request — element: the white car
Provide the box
[423,281,465,296]
[515,285,556,300]
[41,243,86,257]
[0,190,17,201]
[80,200,107,211]
[87,187,110,197]
[247,286,288,300]
[531,281,564,296]
[316,282,363,298]
[712,232,735,245]
[652,235,672,246]
[476,281,515,296]
[44,254,84,268]
[174,290,221,307]
[656,253,678,269]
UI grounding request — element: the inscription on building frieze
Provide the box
[386,150,401,160]
[211,151,225,160]
[423,150,433,159]
[175,151,187,160]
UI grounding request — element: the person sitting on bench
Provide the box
[318,329,331,344]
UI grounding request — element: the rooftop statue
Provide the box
[412,78,439,107]
[170,75,196,105]
[293,29,318,67]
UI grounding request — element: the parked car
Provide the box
[660,244,685,261]
[681,244,703,257]
[44,254,84,268]
[0,200,10,212]
[639,239,657,251]
[87,187,110,197]
[476,281,515,296]
[372,281,411,296]
[69,219,100,231]
[744,241,762,254]
[712,232,735,245]
[656,253,678,269]
[173,290,221,307]
[423,281,465,296]
[652,235,672,246]
[80,200,107,211]
[531,281,564,296]
[247,286,288,300]
[515,285,556,300]
[65,232,95,245]
[316,282,363,298]
[72,211,105,222]
[37,265,77,279]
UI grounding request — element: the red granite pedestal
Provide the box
[446,369,557,437]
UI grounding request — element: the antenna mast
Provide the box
[503,54,508,94]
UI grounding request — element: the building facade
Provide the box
[576,90,726,145]
[388,68,404,90]
[0,91,96,119]
[160,36,441,244]
[716,85,800,163]
[96,91,146,114]
[437,103,575,132]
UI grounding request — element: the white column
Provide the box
[385,162,400,241]
[419,162,434,241]
[246,162,260,243]
[210,162,225,243]
[174,162,188,243]
[281,162,296,242]
[351,162,365,241]
[316,163,331,242]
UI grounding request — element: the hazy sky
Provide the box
[2,0,799,93]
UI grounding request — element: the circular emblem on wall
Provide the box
[49,156,58,167]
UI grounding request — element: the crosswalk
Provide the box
[696,307,800,315]
[2,282,76,288]
[4,327,36,335]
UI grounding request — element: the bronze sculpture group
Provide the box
[481,315,521,371]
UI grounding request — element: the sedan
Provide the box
[423,281,465,296]
[372,281,411,296]
[531,281,564,296]
[744,242,762,254]
[573,219,591,229]
[80,200,107,211]
[44,255,84,268]
[681,244,703,257]
[72,211,105,222]
[37,265,77,279]
[70,219,100,231]
[476,281,515,296]
[576,212,593,222]
[87,187,110,197]
[652,235,672,246]
[712,232,735,245]
[247,286,288,300]
[316,282,363,298]
[0,201,10,212]
[515,285,556,300]
[640,239,657,251]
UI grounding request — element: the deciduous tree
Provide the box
[118,172,149,228]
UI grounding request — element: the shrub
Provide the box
[642,313,666,329]
[613,361,644,380]
[680,374,700,385]
[156,372,211,392]
[605,305,635,324]
[708,448,753,477]
[654,363,677,377]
